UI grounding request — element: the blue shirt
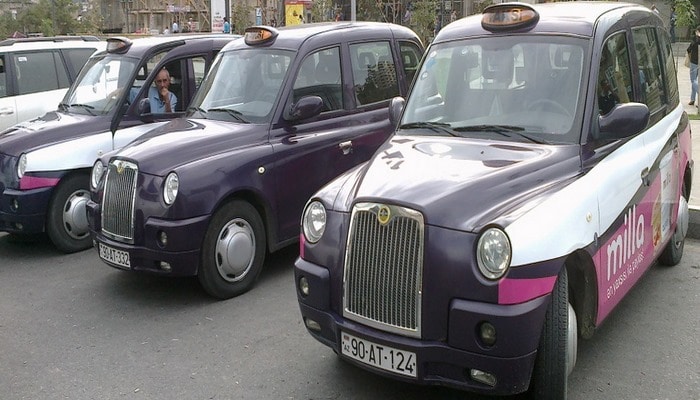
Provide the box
[223,21,231,34]
[148,86,177,113]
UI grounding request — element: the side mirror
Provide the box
[389,96,405,128]
[286,96,324,121]
[599,102,649,139]
[137,97,151,115]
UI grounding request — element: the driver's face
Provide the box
[155,70,170,90]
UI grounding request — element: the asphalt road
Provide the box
[0,232,698,400]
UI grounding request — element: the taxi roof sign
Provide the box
[106,37,133,54]
[244,26,279,45]
[481,3,539,32]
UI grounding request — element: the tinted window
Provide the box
[62,48,97,78]
[293,47,343,111]
[659,29,679,108]
[0,55,6,98]
[350,42,399,105]
[13,51,69,95]
[632,27,665,115]
[400,41,421,84]
[597,33,632,116]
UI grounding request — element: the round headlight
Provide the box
[17,153,27,179]
[163,172,179,205]
[302,201,326,243]
[90,161,105,190]
[476,228,511,280]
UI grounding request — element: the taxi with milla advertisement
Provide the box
[294,3,691,398]
[87,23,424,299]
[0,34,236,252]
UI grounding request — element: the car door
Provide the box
[0,54,17,129]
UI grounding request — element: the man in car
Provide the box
[149,68,177,113]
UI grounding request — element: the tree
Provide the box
[17,0,81,36]
[674,0,697,39]
[231,2,252,34]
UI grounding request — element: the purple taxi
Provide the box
[294,3,691,399]
[87,23,424,299]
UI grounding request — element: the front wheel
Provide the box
[46,174,92,253]
[198,200,266,300]
[528,267,577,400]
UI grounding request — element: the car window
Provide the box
[597,32,633,116]
[400,41,421,85]
[62,48,98,77]
[0,55,6,98]
[350,42,399,105]
[632,27,666,115]
[659,30,679,108]
[13,51,69,95]
[293,47,344,112]
[193,56,206,89]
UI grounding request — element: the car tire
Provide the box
[46,174,92,253]
[198,200,266,300]
[528,267,576,400]
[659,184,689,267]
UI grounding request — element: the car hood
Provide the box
[112,118,267,176]
[0,111,106,156]
[338,135,583,232]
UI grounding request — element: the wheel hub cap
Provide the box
[566,302,578,376]
[215,218,255,283]
[62,190,90,240]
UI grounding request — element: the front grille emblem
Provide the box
[116,162,125,175]
[377,205,391,225]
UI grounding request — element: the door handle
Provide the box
[641,167,650,186]
[0,107,15,116]
[339,141,353,155]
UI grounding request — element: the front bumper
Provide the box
[0,187,53,234]
[294,257,550,396]
[87,199,209,276]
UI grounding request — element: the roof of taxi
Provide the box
[223,21,420,51]
[104,34,239,58]
[436,1,654,42]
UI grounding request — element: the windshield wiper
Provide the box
[399,121,459,137]
[454,124,549,144]
[187,106,208,115]
[207,108,249,123]
[62,103,96,116]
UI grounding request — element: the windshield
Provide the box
[189,49,294,124]
[401,35,589,144]
[61,54,139,115]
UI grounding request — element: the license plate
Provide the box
[99,243,131,269]
[341,331,417,377]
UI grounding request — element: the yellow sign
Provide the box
[285,3,304,26]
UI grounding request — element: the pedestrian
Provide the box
[450,10,457,23]
[188,18,194,32]
[163,26,170,35]
[687,26,700,105]
[223,17,231,34]
[172,19,179,33]
[670,7,677,43]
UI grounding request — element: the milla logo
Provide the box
[606,205,644,281]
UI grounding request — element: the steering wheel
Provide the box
[528,99,571,117]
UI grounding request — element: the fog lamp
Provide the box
[299,276,310,296]
[11,199,19,211]
[304,317,321,332]
[158,231,168,247]
[479,322,497,347]
[159,261,171,272]
[470,369,497,387]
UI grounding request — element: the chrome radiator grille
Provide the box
[343,202,424,338]
[101,160,138,243]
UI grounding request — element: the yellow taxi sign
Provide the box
[481,3,539,32]
[244,26,279,45]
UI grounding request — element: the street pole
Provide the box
[351,0,356,21]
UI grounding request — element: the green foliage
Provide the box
[310,0,333,22]
[232,3,252,34]
[674,0,696,35]
[407,0,438,45]
[0,14,23,40]
[472,0,494,14]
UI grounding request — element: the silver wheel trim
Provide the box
[62,190,90,240]
[215,218,255,283]
[673,196,689,248]
[566,302,578,376]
